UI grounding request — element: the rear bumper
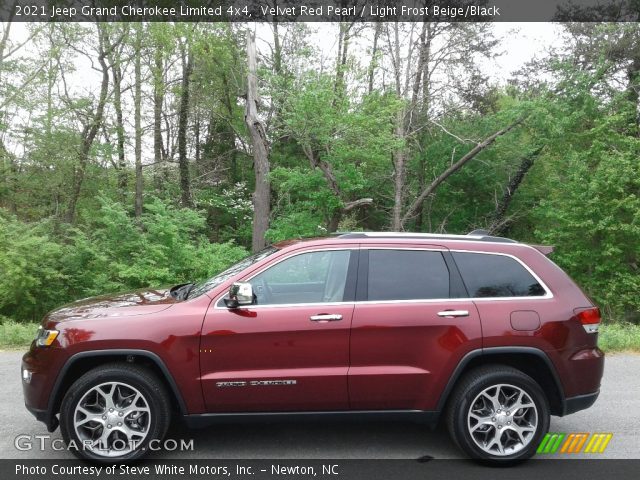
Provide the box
[563,390,600,416]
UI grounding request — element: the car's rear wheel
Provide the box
[60,363,170,462]
[446,365,549,465]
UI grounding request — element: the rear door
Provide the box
[349,246,482,411]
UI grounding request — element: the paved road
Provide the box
[1,350,637,459]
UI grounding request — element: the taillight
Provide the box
[575,307,601,334]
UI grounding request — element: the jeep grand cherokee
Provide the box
[22,231,604,464]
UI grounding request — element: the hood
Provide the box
[46,288,177,323]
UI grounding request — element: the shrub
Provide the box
[0,198,248,322]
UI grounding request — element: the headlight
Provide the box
[34,327,59,347]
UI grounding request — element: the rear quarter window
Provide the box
[452,252,546,298]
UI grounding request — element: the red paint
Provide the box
[23,235,604,423]
[200,304,354,411]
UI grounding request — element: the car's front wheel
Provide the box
[446,365,550,464]
[60,363,171,462]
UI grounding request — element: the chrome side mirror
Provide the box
[224,282,254,308]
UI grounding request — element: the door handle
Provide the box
[437,310,469,318]
[310,314,343,322]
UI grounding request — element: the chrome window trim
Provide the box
[447,248,553,300]
[213,247,358,309]
[213,245,553,310]
[362,246,552,300]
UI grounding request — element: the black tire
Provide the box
[60,363,171,463]
[445,365,550,465]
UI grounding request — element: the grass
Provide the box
[1,320,639,352]
[598,322,640,353]
[0,320,38,349]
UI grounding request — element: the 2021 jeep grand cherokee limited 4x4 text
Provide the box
[22,231,604,464]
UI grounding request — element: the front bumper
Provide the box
[25,404,59,432]
[22,345,65,432]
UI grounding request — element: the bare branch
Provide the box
[400,116,526,228]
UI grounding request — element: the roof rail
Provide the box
[334,231,518,244]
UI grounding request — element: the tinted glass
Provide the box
[367,250,449,301]
[190,246,279,298]
[452,252,546,298]
[249,250,351,305]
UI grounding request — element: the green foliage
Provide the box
[598,323,640,352]
[195,182,253,245]
[267,75,401,235]
[0,198,248,322]
[1,22,639,325]
[0,213,65,321]
[0,319,40,348]
[62,197,248,296]
[527,64,640,320]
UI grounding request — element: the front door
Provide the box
[200,249,357,412]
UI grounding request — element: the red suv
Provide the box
[22,231,604,464]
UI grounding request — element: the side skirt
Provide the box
[183,410,440,429]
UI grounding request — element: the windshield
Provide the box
[188,246,279,298]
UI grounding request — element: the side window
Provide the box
[250,250,352,305]
[367,250,450,301]
[452,252,546,298]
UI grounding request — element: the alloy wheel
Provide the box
[73,381,151,457]
[466,383,538,456]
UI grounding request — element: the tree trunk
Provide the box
[367,23,381,94]
[409,23,428,126]
[195,112,202,168]
[0,4,14,83]
[65,25,111,223]
[177,44,193,208]
[626,51,640,132]
[245,32,271,252]
[391,23,432,231]
[134,24,143,218]
[390,23,405,231]
[334,22,351,104]
[413,25,434,230]
[152,45,165,190]
[0,8,14,212]
[220,72,239,183]
[391,109,406,231]
[112,61,127,198]
[272,16,282,76]
[488,146,543,235]
[414,156,426,231]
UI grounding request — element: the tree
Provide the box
[105,24,130,200]
[177,32,194,208]
[380,22,501,230]
[277,75,399,235]
[133,23,143,218]
[149,25,168,188]
[63,24,117,223]
[488,146,543,235]
[401,116,525,228]
[245,31,270,252]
